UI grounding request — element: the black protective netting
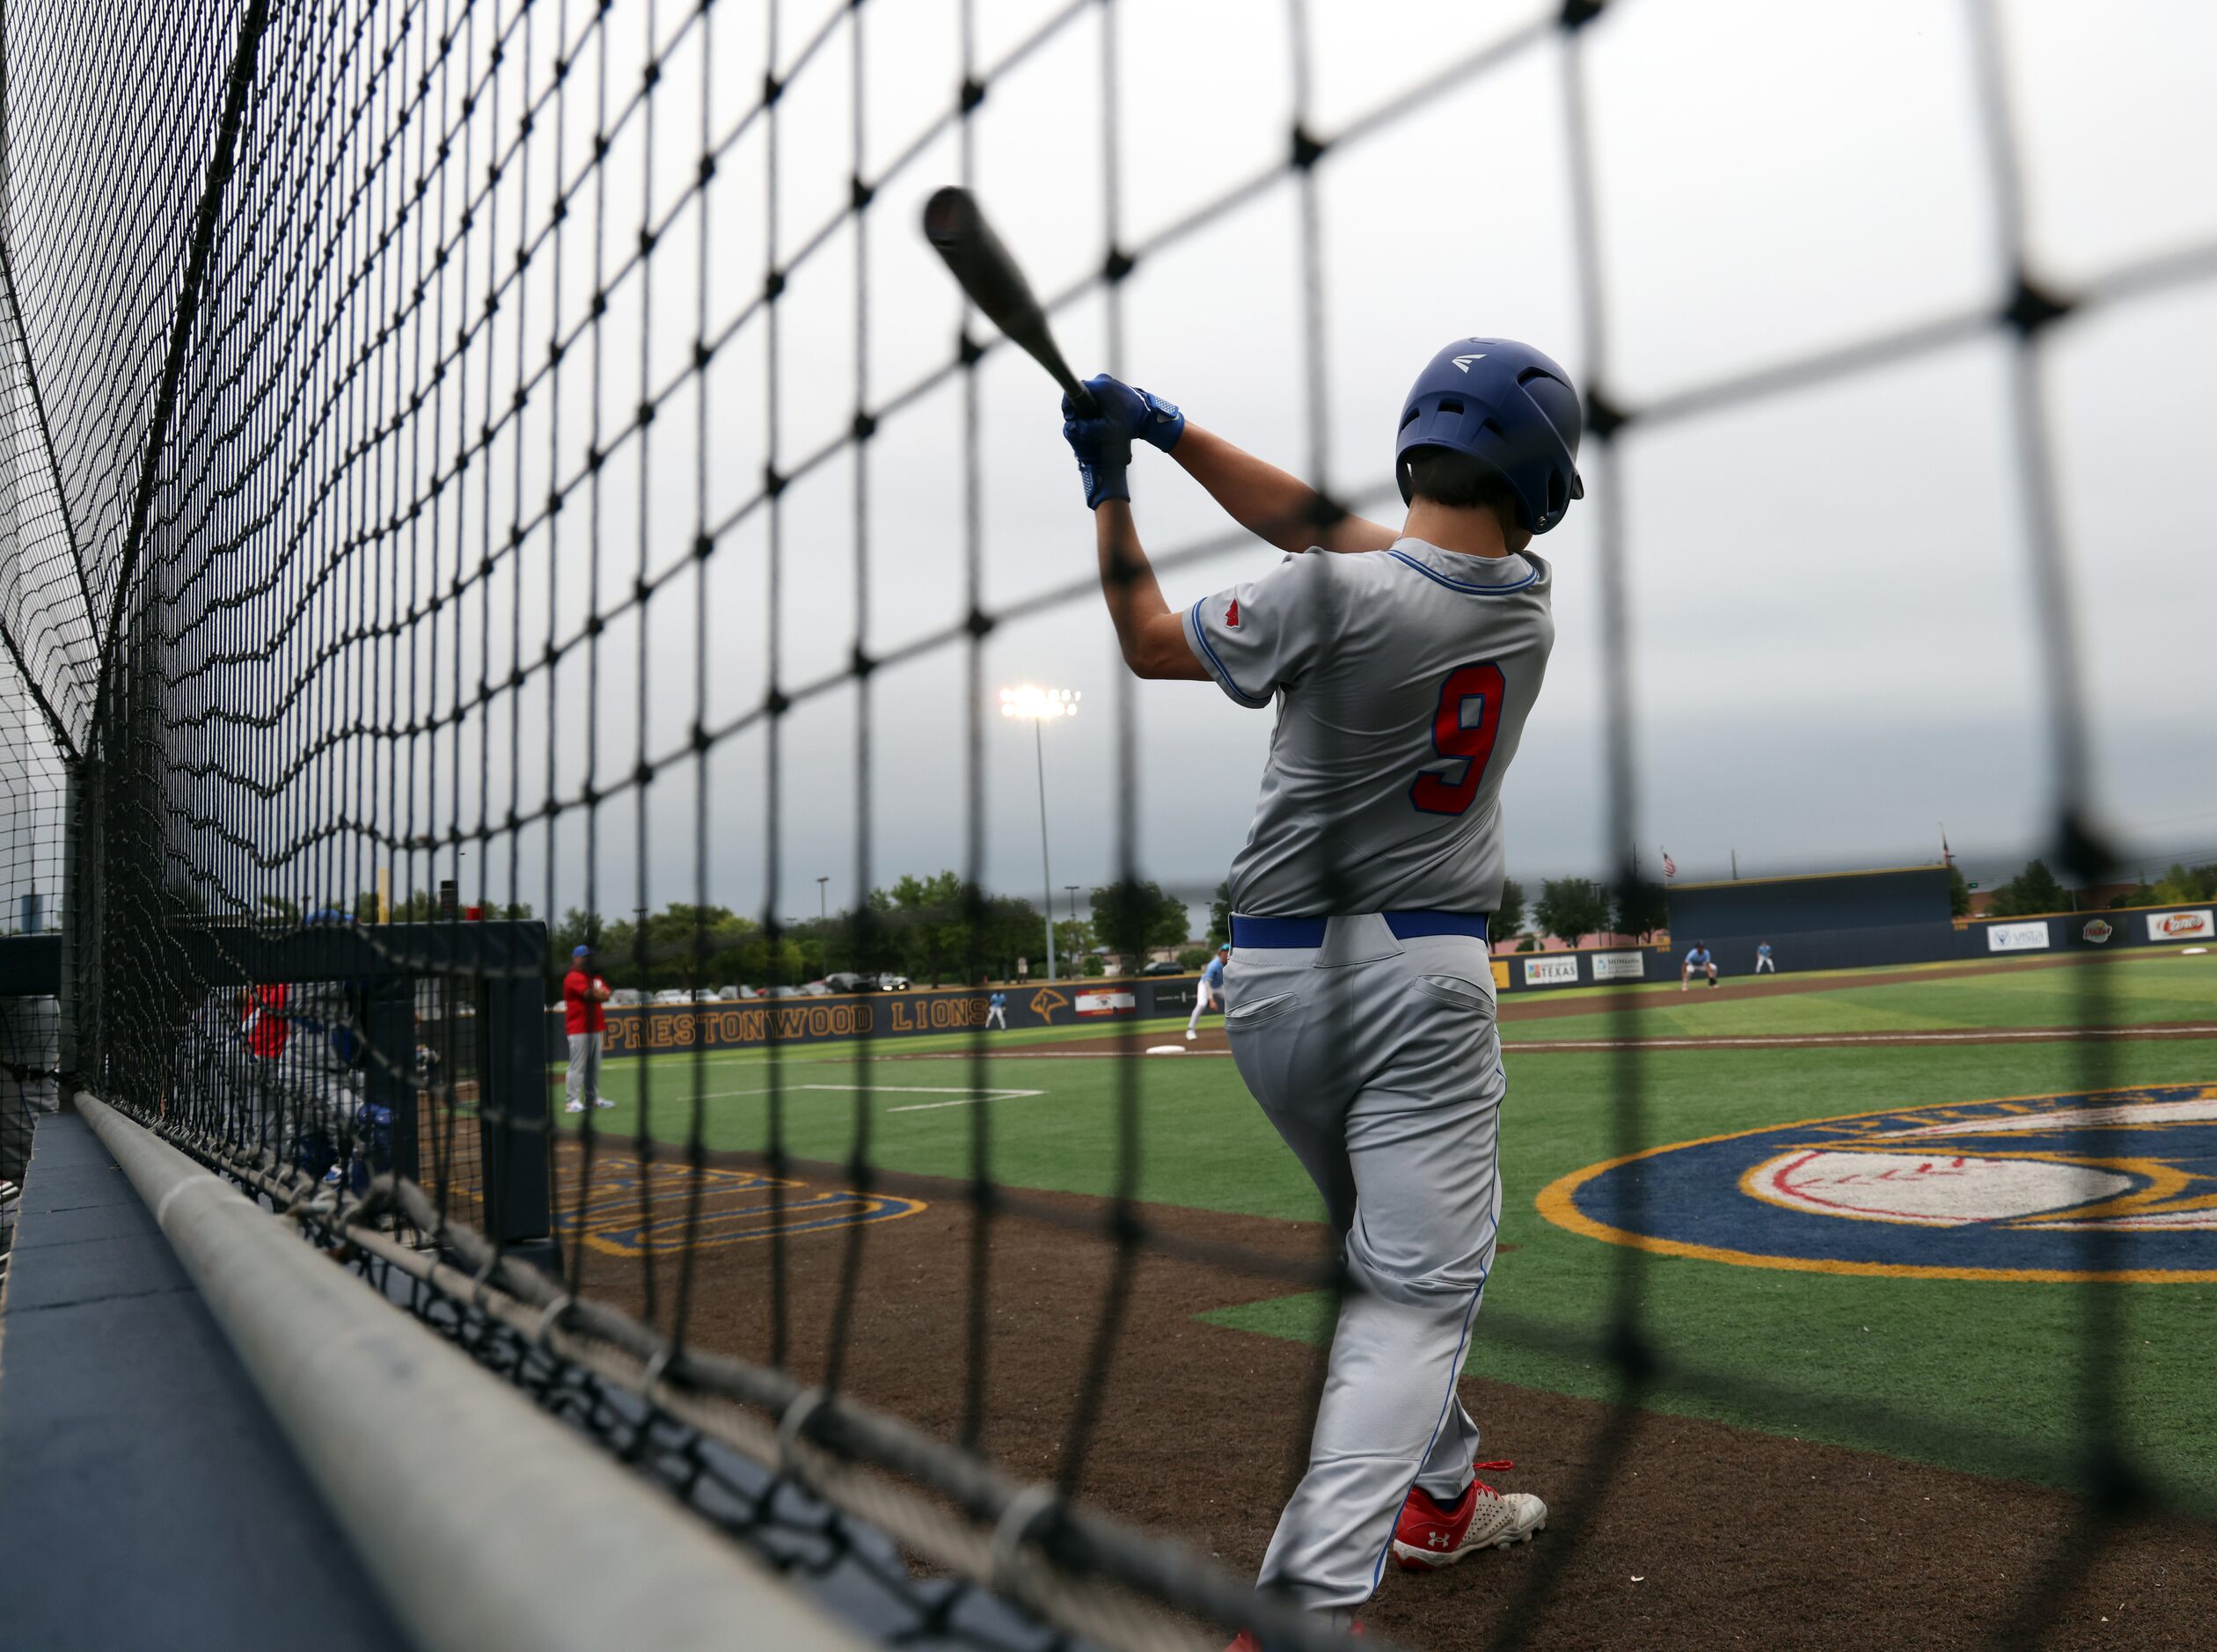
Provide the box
[1,0,2212,1647]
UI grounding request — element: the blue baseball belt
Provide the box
[1230,910,1490,949]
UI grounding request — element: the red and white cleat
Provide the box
[1390,1460,1546,1572]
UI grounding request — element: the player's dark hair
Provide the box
[1401,444,1525,525]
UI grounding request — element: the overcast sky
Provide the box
[6,0,2215,929]
[562,0,2217,925]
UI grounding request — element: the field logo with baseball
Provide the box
[1537,1083,2217,1282]
[558,1155,926,1259]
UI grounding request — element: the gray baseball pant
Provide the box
[1224,915,1505,1614]
[567,1033,604,1106]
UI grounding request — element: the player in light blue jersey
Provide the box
[1061,338,1582,1641]
[985,988,1008,1030]
[1755,940,1777,975]
[1187,943,1231,1040]
[1683,941,1717,990]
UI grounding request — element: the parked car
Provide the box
[651,988,693,1005]
[713,984,757,1001]
[1139,959,1187,976]
[800,981,831,997]
[763,984,804,999]
[609,988,648,1006]
[823,972,870,994]
[871,972,911,990]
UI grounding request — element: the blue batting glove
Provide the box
[1130,384,1184,452]
[1072,373,1186,454]
[1061,390,1132,510]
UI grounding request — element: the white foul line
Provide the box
[881,1087,1048,1112]
[615,1082,1047,1106]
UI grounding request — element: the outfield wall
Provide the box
[544,903,2213,1057]
[550,976,1182,1058]
[1489,901,2210,991]
[1666,865,1954,939]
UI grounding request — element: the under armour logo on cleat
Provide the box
[1451,354,1486,371]
[1429,1532,1450,1548]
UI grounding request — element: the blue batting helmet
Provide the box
[1394,339,1584,533]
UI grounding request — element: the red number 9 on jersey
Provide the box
[1408,662,1504,816]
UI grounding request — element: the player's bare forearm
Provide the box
[1094,502,1208,682]
[1171,424,1398,556]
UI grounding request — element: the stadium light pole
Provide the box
[999,685,1079,984]
[816,875,829,920]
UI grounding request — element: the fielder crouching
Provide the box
[1064,340,1581,1640]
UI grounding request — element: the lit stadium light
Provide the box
[997,684,1079,721]
[996,685,1080,982]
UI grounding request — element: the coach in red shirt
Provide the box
[562,945,613,1115]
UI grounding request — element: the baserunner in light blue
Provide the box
[1060,338,1585,1640]
[1189,942,1232,1041]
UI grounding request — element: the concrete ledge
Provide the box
[72,1093,863,1652]
[0,1112,408,1652]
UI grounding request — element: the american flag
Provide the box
[1661,847,1677,879]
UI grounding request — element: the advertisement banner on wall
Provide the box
[2147,909,2215,944]
[1591,952,1646,981]
[1987,921,2051,954]
[572,975,1179,1058]
[1523,955,1580,987]
[2080,918,2113,945]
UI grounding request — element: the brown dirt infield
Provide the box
[553,1142,2215,1650]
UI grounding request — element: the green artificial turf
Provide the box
[1499,949,2217,1042]
[551,954,2217,1508]
[1206,1038,2217,1509]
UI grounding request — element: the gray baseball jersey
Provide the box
[1191,534,1558,1612]
[1183,537,1554,917]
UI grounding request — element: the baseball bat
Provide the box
[922,186,1100,418]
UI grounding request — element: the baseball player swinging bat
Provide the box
[921,190,1586,1646]
[1078,348,1580,1648]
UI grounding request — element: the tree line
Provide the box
[268,853,2217,989]
[1982,859,2217,918]
[1484,875,1669,949]
[545,873,1194,991]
